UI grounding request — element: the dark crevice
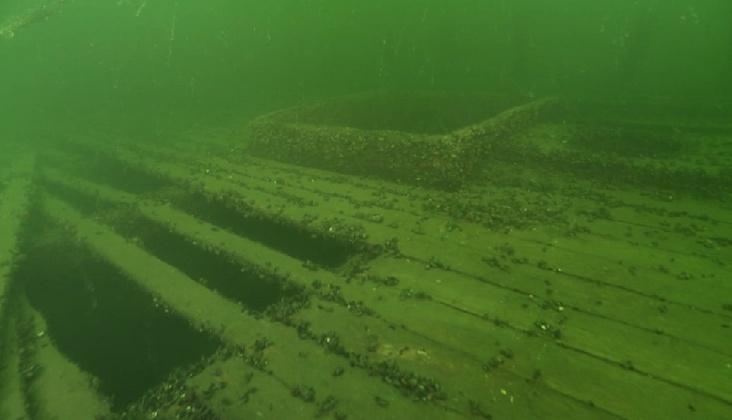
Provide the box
[59,143,169,195]
[83,155,170,195]
[178,193,358,268]
[42,177,113,213]
[114,216,300,313]
[16,213,220,411]
[41,179,327,311]
[45,155,360,269]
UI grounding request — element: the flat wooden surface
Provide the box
[3,120,731,419]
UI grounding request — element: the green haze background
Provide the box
[1,0,731,143]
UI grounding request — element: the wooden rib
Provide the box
[0,154,35,321]
[0,306,27,420]
[107,143,731,346]
[42,165,732,419]
[39,192,465,420]
[42,168,617,419]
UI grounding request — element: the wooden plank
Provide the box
[0,306,27,420]
[505,227,730,313]
[43,168,732,419]
[38,193,465,420]
[367,256,732,401]
[110,144,731,349]
[0,154,35,321]
[291,300,618,420]
[180,356,314,420]
[290,297,728,420]
[183,133,732,226]
[141,140,731,275]
[42,169,616,419]
[69,142,731,361]
[208,153,730,297]
[223,149,731,314]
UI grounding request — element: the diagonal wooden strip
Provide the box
[44,168,732,419]
[39,193,464,419]
[0,154,35,321]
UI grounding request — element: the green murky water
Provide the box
[1,1,731,419]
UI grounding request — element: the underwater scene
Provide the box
[1,1,731,419]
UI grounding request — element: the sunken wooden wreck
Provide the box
[1,93,731,419]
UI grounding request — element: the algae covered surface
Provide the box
[1,1,732,419]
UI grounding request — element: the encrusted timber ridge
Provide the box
[247,95,556,189]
